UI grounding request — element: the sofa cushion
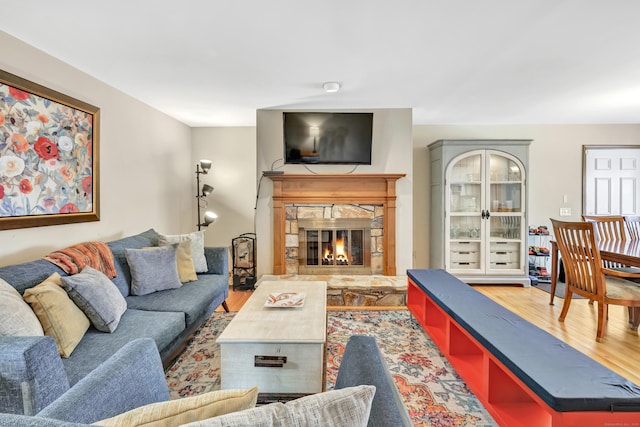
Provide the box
[22,273,90,358]
[182,385,375,427]
[0,278,44,336]
[126,274,227,327]
[0,259,66,295]
[61,309,185,386]
[95,387,259,427]
[125,245,182,295]
[158,231,208,273]
[60,267,128,333]
[107,228,161,297]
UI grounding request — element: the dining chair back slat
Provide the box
[624,215,640,241]
[582,215,627,241]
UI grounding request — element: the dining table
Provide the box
[549,239,640,306]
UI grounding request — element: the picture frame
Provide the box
[0,69,100,230]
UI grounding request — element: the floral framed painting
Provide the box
[0,70,99,230]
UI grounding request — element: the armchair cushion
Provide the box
[37,338,170,424]
[95,387,258,427]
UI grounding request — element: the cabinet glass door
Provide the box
[487,153,525,274]
[447,151,484,273]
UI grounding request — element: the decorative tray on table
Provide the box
[264,292,305,308]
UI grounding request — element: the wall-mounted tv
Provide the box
[283,112,373,165]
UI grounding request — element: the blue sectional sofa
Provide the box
[0,335,412,427]
[0,229,229,415]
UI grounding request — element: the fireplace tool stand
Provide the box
[232,232,257,291]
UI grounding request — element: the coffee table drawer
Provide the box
[220,342,324,394]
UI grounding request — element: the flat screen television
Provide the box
[283,112,373,165]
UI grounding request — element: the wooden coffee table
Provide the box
[216,280,327,395]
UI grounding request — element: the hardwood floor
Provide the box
[218,283,640,386]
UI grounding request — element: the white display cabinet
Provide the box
[429,139,531,287]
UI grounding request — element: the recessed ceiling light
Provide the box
[322,82,341,93]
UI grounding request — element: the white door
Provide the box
[584,147,640,216]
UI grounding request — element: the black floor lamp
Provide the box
[195,159,217,231]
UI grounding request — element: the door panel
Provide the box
[584,147,640,216]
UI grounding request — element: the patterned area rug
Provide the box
[165,310,497,427]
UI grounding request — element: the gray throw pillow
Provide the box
[181,385,376,427]
[125,245,183,296]
[60,266,127,333]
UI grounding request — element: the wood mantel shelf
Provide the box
[265,173,406,275]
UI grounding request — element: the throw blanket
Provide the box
[44,241,117,278]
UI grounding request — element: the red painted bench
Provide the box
[407,269,640,427]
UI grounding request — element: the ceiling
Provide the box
[3,1,640,127]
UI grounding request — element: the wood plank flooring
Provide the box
[218,283,640,386]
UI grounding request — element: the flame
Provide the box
[335,235,346,260]
[323,235,348,263]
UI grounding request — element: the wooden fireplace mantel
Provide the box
[266,173,406,275]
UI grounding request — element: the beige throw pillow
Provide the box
[95,387,259,427]
[0,278,44,336]
[181,385,375,427]
[23,273,90,358]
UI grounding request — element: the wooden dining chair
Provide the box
[624,215,640,240]
[582,214,640,273]
[551,219,640,341]
[582,215,627,241]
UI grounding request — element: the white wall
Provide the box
[412,124,640,268]
[0,31,192,266]
[255,108,414,277]
[191,127,257,250]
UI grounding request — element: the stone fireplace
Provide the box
[266,173,404,276]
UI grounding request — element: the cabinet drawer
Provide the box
[451,241,481,252]
[490,261,519,270]
[490,251,519,263]
[451,261,480,269]
[450,248,480,262]
[220,342,324,394]
[490,241,519,251]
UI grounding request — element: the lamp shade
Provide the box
[199,159,212,174]
[203,211,218,225]
[201,184,214,197]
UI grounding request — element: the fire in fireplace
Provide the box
[298,219,371,274]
